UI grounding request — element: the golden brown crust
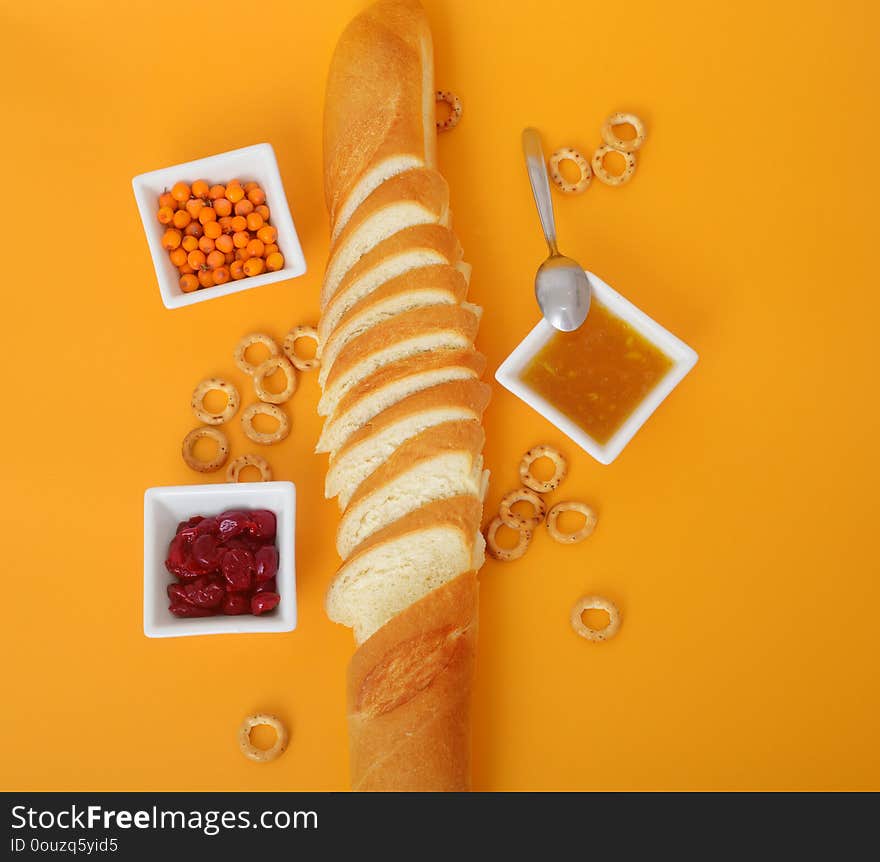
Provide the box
[347,571,478,791]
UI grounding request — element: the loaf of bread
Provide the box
[320,0,486,791]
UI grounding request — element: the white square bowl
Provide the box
[495,271,698,465]
[144,481,297,638]
[132,143,306,309]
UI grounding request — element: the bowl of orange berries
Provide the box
[132,143,306,309]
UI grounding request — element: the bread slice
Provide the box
[317,304,481,416]
[318,264,468,387]
[326,378,491,508]
[324,0,437,242]
[316,349,486,454]
[335,421,485,559]
[322,168,449,308]
[327,496,483,642]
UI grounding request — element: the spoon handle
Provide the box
[522,127,559,256]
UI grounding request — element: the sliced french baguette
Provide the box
[328,496,483,642]
[322,168,449,308]
[326,378,491,508]
[317,303,481,417]
[318,264,468,387]
[316,349,486,454]
[324,0,436,242]
[335,420,485,559]
[347,571,478,791]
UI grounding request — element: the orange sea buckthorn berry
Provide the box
[172,209,192,229]
[243,257,265,277]
[198,206,217,225]
[215,234,234,254]
[226,184,245,203]
[230,259,246,280]
[218,216,234,233]
[263,242,279,256]
[161,229,182,250]
[247,186,266,206]
[159,191,176,210]
[232,230,250,249]
[206,249,225,269]
[198,268,215,288]
[234,198,254,216]
[224,251,235,264]
[243,181,259,192]
[246,238,265,258]
[208,184,226,200]
[203,220,222,240]
[180,274,199,293]
[169,247,187,267]
[235,246,252,261]
[246,212,264,232]
[178,262,195,275]
[198,235,215,254]
[265,251,285,272]
[255,205,270,222]
[185,198,205,219]
[181,235,199,252]
[184,220,203,238]
[213,197,232,217]
[230,215,247,233]
[191,179,210,199]
[171,181,190,202]
[187,249,206,269]
[213,266,231,285]
[157,206,174,225]
[257,225,277,245]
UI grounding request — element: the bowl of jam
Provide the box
[496,271,698,464]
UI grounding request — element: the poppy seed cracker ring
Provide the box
[238,713,289,763]
[549,147,592,194]
[436,90,462,132]
[190,377,240,425]
[282,325,320,372]
[519,445,568,493]
[241,402,290,445]
[592,144,637,186]
[181,426,229,473]
[570,595,621,642]
[233,332,280,376]
[226,454,273,483]
[485,515,532,562]
[499,488,547,531]
[546,501,598,544]
[601,112,647,153]
[253,355,297,404]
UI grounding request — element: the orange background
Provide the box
[2,0,878,791]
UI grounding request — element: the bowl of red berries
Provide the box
[143,482,296,637]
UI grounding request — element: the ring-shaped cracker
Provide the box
[436,90,462,132]
[546,501,598,544]
[241,402,290,445]
[519,445,568,493]
[190,377,240,425]
[234,332,280,376]
[282,326,320,372]
[601,112,647,153]
[499,488,547,531]
[253,355,297,404]
[591,144,637,186]
[238,713,289,763]
[548,147,592,194]
[570,595,621,642]
[485,515,532,562]
[226,454,273,483]
[181,426,229,473]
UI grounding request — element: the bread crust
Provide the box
[347,571,478,792]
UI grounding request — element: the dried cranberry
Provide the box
[166,583,190,604]
[217,510,249,539]
[247,509,276,540]
[221,548,254,592]
[254,546,278,583]
[251,592,280,615]
[184,576,226,609]
[254,577,276,594]
[177,515,204,534]
[221,593,250,615]
[169,603,215,618]
[165,533,199,580]
[192,533,221,570]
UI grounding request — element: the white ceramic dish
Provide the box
[132,143,306,309]
[144,481,297,638]
[495,271,698,464]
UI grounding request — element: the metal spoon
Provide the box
[521,127,591,331]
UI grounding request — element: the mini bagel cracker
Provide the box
[519,445,568,494]
[253,355,297,404]
[485,515,532,562]
[238,713,288,763]
[570,595,621,642]
[190,377,240,425]
[499,487,547,531]
[283,325,320,372]
[549,147,592,194]
[592,144,637,186]
[546,501,598,544]
[226,454,273,483]
[234,332,280,376]
[435,90,462,131]
[241,402,290,445]
[181,426,229,473]
[601,112,647,153]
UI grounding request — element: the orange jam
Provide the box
[520,301,673,444]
